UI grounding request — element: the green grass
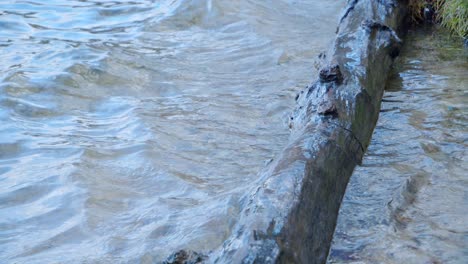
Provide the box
[439,0,468,38]
[409,0,468,38]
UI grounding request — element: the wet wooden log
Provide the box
[163,0,409,263]
[206,0,408,263]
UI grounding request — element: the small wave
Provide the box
[1,0,345,262]
[387,172,430,230]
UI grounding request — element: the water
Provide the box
[329,27,468,263]
[0,0,344,262]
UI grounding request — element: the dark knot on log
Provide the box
[163,250,205,264]
[319,64,343,84]
[362,19,392,32]
[317,100,338,117]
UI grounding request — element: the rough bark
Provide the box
[164,0,409,263]
[206,0,408,263]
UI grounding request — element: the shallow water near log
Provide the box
[329,27,468,263]
[0,0,345,262]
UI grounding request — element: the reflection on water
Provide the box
[329,27,468,263]
[0,0,344,262]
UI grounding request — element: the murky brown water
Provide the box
[328,27,468,263]
[0,0,344,262]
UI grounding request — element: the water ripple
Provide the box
[0,0,345,262]
[329,28,468,263]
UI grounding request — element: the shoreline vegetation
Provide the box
[409,0,467,39]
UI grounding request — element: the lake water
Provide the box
[329,27,468,263]
[0,0,344,262]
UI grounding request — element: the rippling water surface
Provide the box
[329,28,468,263]
[0,0,344,262]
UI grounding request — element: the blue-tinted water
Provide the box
[0,0,344,262]
[329,28,468,263]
